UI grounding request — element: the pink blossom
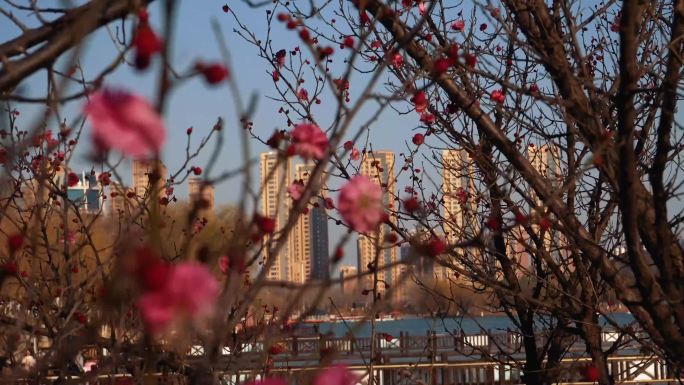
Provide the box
[275,49,287,68]
[420,112,435,124]
[138,262,219,334]
[84,89,165,158]
[411,91,428,113]
[289,123,329,160]
[288,181,305,200]
[137,291,175,334]
[491,89,505,104]
[452,20,465,31]
[59,232,77,247]
[297,88,309,101]
[314,366,358,385]
[338,175,385,233]
[243,379,288,385]
[391,53,404,68]
[350,147,360,161]
[219,255,230,274]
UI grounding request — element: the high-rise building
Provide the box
[108,182,135,217]
[132,159,167,199]
[440,149,479,280]
[506,225,531,275]
[442,149,478,243]
[63,171,106,215]
[260,152,293,281]
[188,177,215,215]
[290,163,330,283]
[401,229,440,279]
[526,143,566,264]
[339,265,358,295]
[527,143,561,206]
[357,150,398,300]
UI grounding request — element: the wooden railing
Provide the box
[210,329,643,363]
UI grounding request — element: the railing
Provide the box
[5,355,674,385]
[214,329,641,362]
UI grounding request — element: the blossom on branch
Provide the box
[338,175,385,233]
[289,123,328,160]
[84,89,166,159]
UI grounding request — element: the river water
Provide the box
[310,312,636,337]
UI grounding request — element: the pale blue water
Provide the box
[312,313,636,337]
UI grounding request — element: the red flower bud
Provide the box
[403,196,421,213]
[433,57,451,74]
[1,262,17,275]
[8,234,24,252]
[333,247,344,262]
[133,24,163,70]
[427,237,446,257]
[486,216,500,231]
[256,215,276,234]
[197,63,229,85]
[67,172,80,187]
[343,36,355,48]
[514,210,529,225]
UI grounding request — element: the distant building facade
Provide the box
[188,177,215,215]
[260,152,292,281]
[357,150,398,301]
[62,171,105,214]
[441,149,479,280]
[339,265,358,295]
[289,163,330,283]
[526,143,567,266]
[108,182,135,217]
[132,159,167,199]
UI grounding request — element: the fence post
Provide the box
[453,329,459,351]
[429,331,437,359]
[319,333,326,361]
[347,332,354,355]
[292,336,298,356]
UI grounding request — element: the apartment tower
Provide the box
[290,163,330,283]
[188,177,215,215]
[356,150,398,300]
[260,152,293,281]
[440,149,478,279]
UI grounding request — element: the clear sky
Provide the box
[1,1,422,269]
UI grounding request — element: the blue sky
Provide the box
[1,0,417,194]
[1,1,420,268]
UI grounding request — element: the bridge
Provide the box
[5,329,678,384]
[182,330,676,384]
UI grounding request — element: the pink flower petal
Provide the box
[338,175,385,233]
[84,89,165,158]
[137,291,175,334]
[314,366,358,385]
[219,255,230,274]
[290,123,329,160]
[243,378,288,385]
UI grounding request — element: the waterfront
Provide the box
[310,313,636,337]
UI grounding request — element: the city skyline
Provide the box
[356,150,399,302]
